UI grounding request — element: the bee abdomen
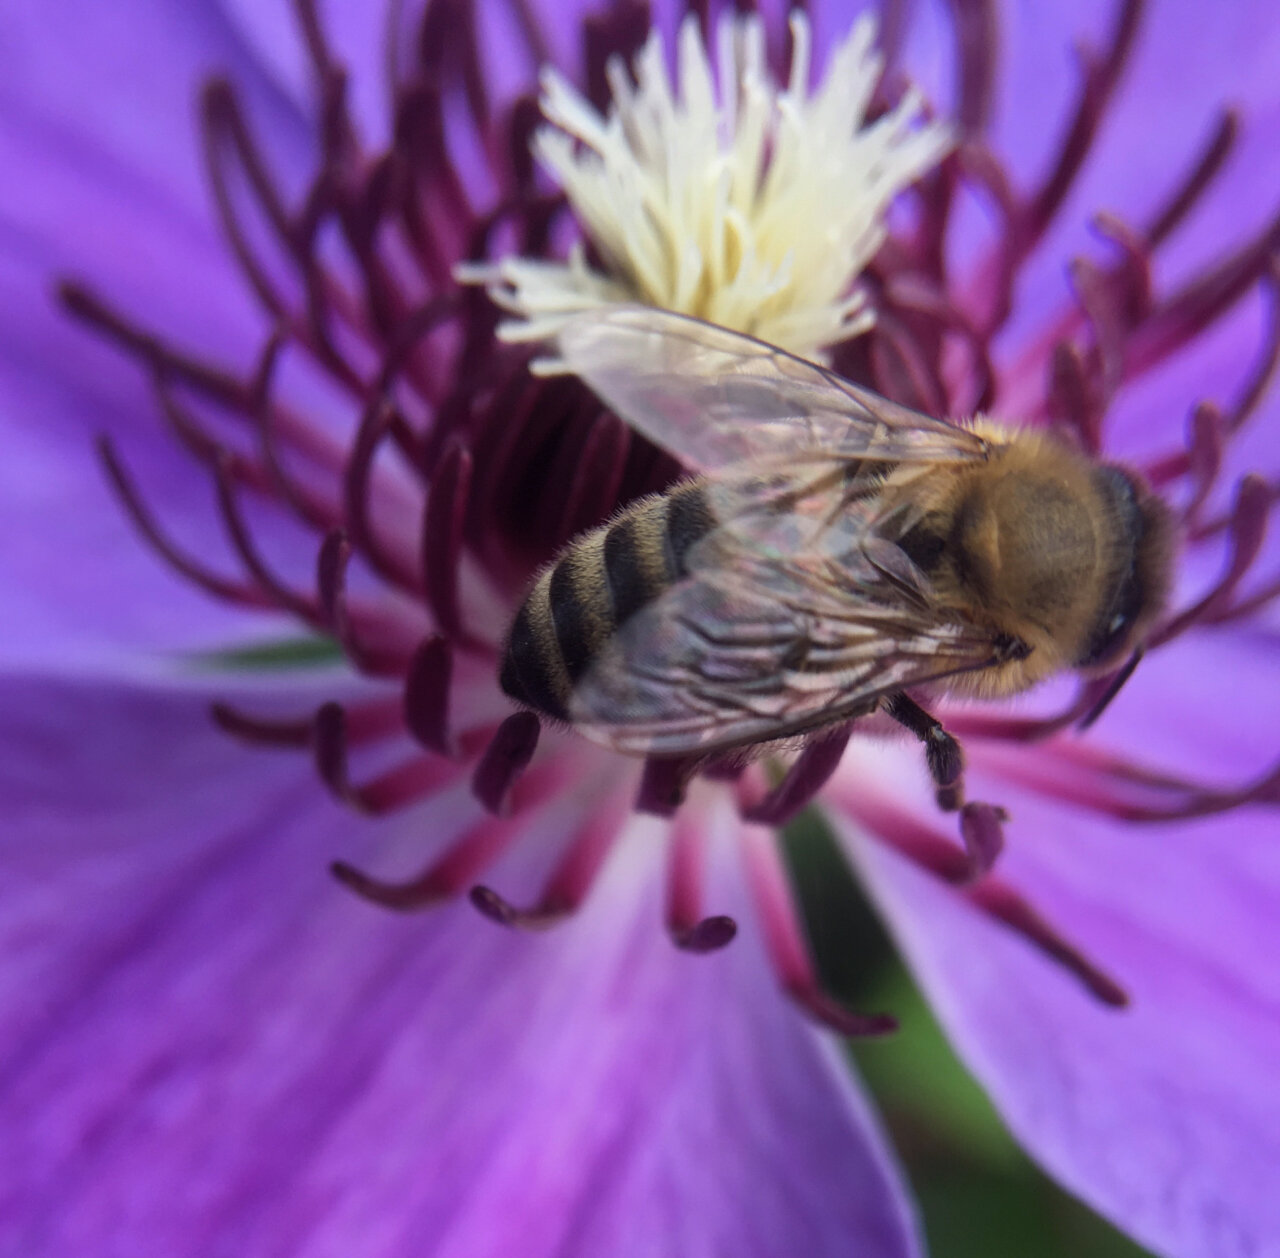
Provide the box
[501,481,717,719]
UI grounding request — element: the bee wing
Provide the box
[551,306,987,472]
[569,468,1010,756]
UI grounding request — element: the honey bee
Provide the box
[500,307,1174,807]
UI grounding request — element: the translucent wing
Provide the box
[551,306,988,472]
[568,466,1013,756]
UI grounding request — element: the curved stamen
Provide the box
[1017,0,1144,254]
[958,801,1006,878]
[403,635,456,755]
[472,787,632,929]
[312,701,462,814]
[333,762,565,909]
[471,711,541,813]
[315,530,420,675]
[1047,340,1104,453]
[211,704,313,747]
[740,820,897,1036]
[1147,109,1240,247]
[422,439,473,640]
[742,727,854,828]
[213,454,320,621]
[968,880,1129,1007]
[153,375,271,493]
[637,757,698,818]
[666,814,738,954]
[344,398,426,595]
[989,742,1280,823]
[944,0,999,133]
[97,436,272,608]
[1152,474,1270,646]
[837,791,1128,1005]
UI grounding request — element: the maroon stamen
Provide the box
[251,337,346,530]
[666,816,739,953]
[200,80,295,327]
[876,0,910,74]
[312,701,460,814]
[841,794,972,884]
[955,141,1020,335]
[1175,403,1225,524]
[943,0,999,133]
[882,273,995,413]
[344,398,425,595]
[153,376,271,494]
[949,658,1142,743]
[471,789,632,929]
[417,0,489,131]
[213,454,320,621]
[1124,214,1280,382]
[1077,646,1144,730]
[1201,572,1280,625]
[210,704,313,747]
[97,436,272,608]
[1152,474,1270,646]
[315,530,419,676]
[1068,256,1125,413]
[471,711,541,813]
[958,801,1006,879]
[552,412,632,545]
[742,726,853,827]
[1017,0,1143,254]
[334,813,527,911]
[1090,211,1154,327]
[397,80,473,232]
[1047,340,1104,453]
[842,790,1128,1005]
[403,635,456,755]
[1222,258,1280,433]
[333,761,566,910]
[636,756,696,818]
[741,822,897,1036]
[967,880,1130,1007]
[992,744,1280,823]
[582,0,653,113]
[870,306,948,415]
[506,0,553,68]
[422,439,474,639]
[61,283,248,411]
[1145,110,1239,248]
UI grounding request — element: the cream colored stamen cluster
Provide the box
[467,10,951,363]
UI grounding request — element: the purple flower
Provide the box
[3,2,1279,1256]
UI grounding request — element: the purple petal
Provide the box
[1,673,921,1258]
[0,2,325,662]
[836,628,1280,1258]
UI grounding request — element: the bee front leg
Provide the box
[882,692,965,811]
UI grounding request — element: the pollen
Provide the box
[471,10,952,362]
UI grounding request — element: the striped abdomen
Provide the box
[500,480,717,720]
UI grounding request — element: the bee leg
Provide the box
[882,692,965,811]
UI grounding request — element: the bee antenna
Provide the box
[1078,646,1145,730]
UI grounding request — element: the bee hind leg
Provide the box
[882,692,965,811]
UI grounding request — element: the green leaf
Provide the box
[187,635,344,672]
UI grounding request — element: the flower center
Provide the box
[60,0,1279,1033]
[473,10,952,361]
